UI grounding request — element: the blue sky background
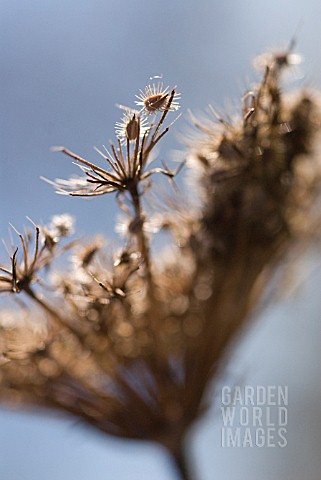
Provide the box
[1,1,321,479]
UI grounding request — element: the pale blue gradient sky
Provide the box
[1,1,321,479]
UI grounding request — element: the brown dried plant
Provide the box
[1,54,321,480]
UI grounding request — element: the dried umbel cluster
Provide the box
[1,58,321,479]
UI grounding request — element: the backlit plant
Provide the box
[1,51,321,480]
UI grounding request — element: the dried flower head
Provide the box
[254,38,302,76]
[115,108,148,143]
[1,53,321,480]
[135,83,180,115]
[42,85,182,202]
[46,213,75,239]
[0,220,74,296]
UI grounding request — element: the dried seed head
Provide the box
[42,214,74,251]
[115,109,148,143]
[254,43,302,73]
[135,83,180,115]
[255,51,302,73]
[144,93,168,113]
[47,214,75,239]
[126,114,140,141]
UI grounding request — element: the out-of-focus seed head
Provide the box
[47,214,75,239]
[254,39,302,76]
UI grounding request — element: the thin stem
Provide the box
[130,185,151,273]
[24,285,80,337]
[170,443,193,480]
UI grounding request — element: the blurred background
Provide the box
[1,0,321,478]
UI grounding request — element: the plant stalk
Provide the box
[170,442,193,480]
[130,186,151,273]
